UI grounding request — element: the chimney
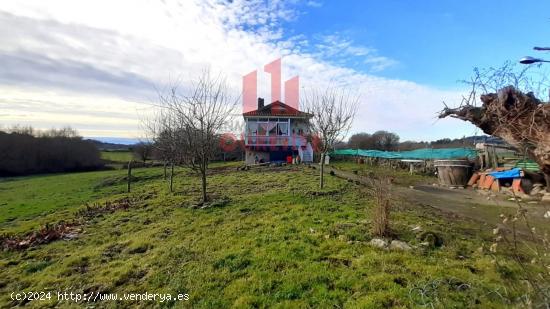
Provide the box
[257,97,264,109]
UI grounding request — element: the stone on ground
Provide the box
[369,238,388,249]
[389,240,412,251]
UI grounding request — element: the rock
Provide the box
[63,233,79,240]
[542,193,550,203]
[389,240,412,251]
[531,185,544,196]
[411,225,422,233]
[338,235,347,242]
[417,231,443,248]
[478,190,490,196]
[409,185,414,189]
[369,238,388,249]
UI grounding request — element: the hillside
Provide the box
[0,163,543,307]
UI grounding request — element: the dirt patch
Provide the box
[324,165,548,234]
[76,197,133,218]
[1,221,80,250]
[1,197,147,251]
[186,196,231,209]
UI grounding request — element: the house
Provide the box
[243,98,314,165]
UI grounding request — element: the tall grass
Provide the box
[369,176,392,237]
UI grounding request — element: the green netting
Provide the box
[331,147,477,160]
[515,159,540,171]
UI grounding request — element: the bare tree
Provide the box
[144,105,180,192]
[132,142,152,163]
[147,70,237,202]
[0,126,103,176]
[303,87,358,189]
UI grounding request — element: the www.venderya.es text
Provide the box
[11,291,189,303]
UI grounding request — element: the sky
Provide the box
[1,0,549,142]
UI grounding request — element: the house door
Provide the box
[270,150,293,162]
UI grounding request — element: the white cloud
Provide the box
[364,56,399,72]
[312,34,399,72]
[0,0,477,141]
[306,1,323,8]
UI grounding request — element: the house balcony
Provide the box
[244,135,307,147]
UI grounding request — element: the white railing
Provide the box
[245,135,306,147]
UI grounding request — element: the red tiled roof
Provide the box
[242,101,312,118]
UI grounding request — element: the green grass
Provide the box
[101,151,133,163]
[0,163,542,307]
[0,168,172,233]
[329,160,436,186]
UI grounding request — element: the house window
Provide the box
[268,124,277,136]
[258,125,267,136]
[277,123,288,136]
[247,121,258,135]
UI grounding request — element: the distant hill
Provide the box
[86,139,134,151]
[85,137,141,145]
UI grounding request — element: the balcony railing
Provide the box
[245,135,307,147]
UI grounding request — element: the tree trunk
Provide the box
[201,159,207,203]
[163,161,167,180]
[127,160,132,193]
[169,162,174,193]
[319,153,325,189]
[440,86,550,183]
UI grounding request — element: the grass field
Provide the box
[0,168,165,233]
[0,163,545,307]
[328,161,435,186]
[100,151,133,163]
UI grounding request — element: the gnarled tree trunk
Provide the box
[440,86,550,185]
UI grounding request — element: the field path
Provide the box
[323,165,549,232]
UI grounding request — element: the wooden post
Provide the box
[169,162,174,193]
[483,145,491,169]
[319,153,325,189]
[493,146,498,168]
[127,160,132,193]
[479,153,484,170]
[201,160,207,203]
